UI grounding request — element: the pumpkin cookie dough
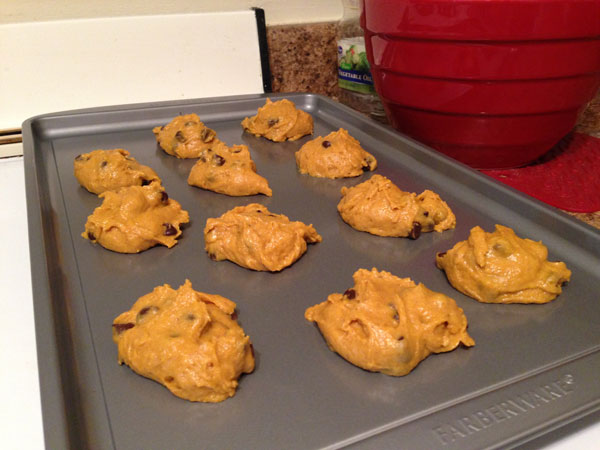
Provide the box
[153,113,220,159]
[305,268,474,376]
[82,181,189,253]
[204,203,322,271]
[436,225,571,304]
[295,128,377,178]
[187,141,272,196]
[338,175,456,238]
[241,98,313,142]
[112,279,255,402]
[74,148,160,195]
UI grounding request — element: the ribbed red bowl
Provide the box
[362,0,600,169]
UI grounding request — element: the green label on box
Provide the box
[338,38,375,94]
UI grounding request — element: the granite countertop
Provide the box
[266,22,600,231]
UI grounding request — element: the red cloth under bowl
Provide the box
[481,133,600,213]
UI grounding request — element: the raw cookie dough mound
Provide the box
[337,174,456,238]
[82,181,189,253]
[187,141,272,196]
[112,279,255,402]
[295,128,377,178]
[153,113,220,159]
[74,148,160,195]
[241,98,313,142]
[305,268,474,376]
[436,225,571,304]
[204,203,322,271]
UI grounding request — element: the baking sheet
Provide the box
[23,93,600,449]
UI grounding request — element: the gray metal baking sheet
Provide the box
[23,93,600,450]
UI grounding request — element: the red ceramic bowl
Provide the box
[361,0,600,169]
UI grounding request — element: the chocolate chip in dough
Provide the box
[160,192,169,204]
[136,306,159,323]
[87,231,96,241]
[200,128,213,142]
[322,140,331,148]
[344,288,356,300]
[408,222,422,240]
[389,303,399,321]
[163,223,177,236]
[268,118,279,127]
[175,131,186,142]
[213,154,226,166]
[113,322,135,334]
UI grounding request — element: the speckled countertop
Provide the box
[266,22,600,231]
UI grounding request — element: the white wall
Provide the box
[2,0,344,26]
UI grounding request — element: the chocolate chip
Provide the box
[165,376,174,382]
[141,178,151,186]
[75,154,86,161]
[175,131,186,142]
[208,252,216,260]
[136,305,159,323]
[423,211,429,217]
[344,288,356,299]
[232,147,242,153]
[201,128,216,143]
[113,322,135,334]
[231,310,238,321]
[322,140,331,148]
[408,222,422,240]
[398,336,404,341]
[138,306,158,316]
[389,303,399,321]
[161,191,169,204]
[268,118,279,126]
[213,154,226,166]
[163,223,177,236]
[87,231,96,241]
[186,313,196,321]
[100,160,108,168]
[437,251,447,258]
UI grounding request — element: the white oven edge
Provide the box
[0,156,44,449]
